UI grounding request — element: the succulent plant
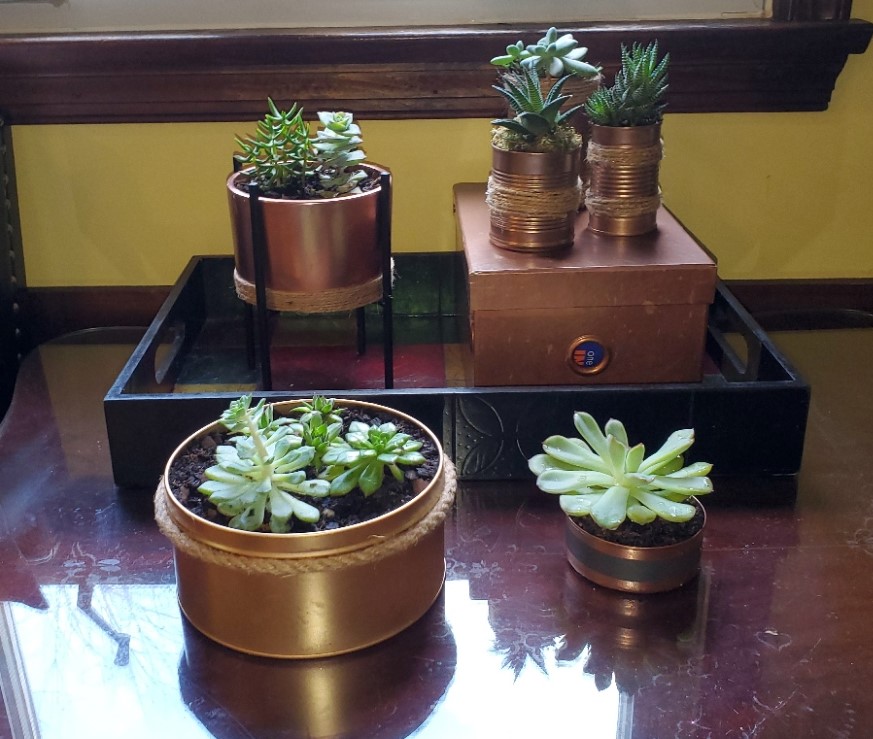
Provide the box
[311,111,368,196]
[234,99,368,198]
[584,41,669,127]
[198,395,331,533]
[287,395,345,470]
[521,27,601,79]
[491,66,583,150]
[322,420,427,496]
[528,412,712,530]
[491,28,600,80]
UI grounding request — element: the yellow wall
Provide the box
[12,8,873,287]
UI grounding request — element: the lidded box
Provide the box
[455,184,717,387]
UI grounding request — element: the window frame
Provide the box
[0,1,870,124]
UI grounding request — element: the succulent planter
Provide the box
[564,501,706,594]
[227,164,387,312]
[155,399,456,659]
[487,145,582,253]
[586,123,663,237]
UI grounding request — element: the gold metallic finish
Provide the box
[227,164,387,302]
[564,503,705,594]
[586,124,663,237]
[487,145,581,253]
[161,399,453,658]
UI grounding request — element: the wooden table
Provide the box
[1,322,872,738]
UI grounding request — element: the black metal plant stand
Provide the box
[243,171,394,391]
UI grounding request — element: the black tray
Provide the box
[105,256,809,491]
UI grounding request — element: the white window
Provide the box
[0,0,771,34]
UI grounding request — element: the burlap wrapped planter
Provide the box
[156,399,456,659]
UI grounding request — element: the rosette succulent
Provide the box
[491,66,583,151]
[198,396,331,532]
[322,421,427,496]
[491,28,600,80]
[528,412,713,530]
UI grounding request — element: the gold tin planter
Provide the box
[487,145,582,253]
[586,123,663,237]
[156,399,456,659]
[564,501,705,594]
[227,164,387,312]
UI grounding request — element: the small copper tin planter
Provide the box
[156,399,455,659]
[564,502,705,594]
[586,123,663,237]
[227,164,387,311]
[487,145,581,253]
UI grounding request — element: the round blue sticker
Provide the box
[568,336,610,375]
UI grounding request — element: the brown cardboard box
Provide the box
[455,184,717,386]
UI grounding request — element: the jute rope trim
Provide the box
[587,141,663,167]
[155,460,457,576]
[585,192,662,218]
[485,176,582,217]
[234,269,386,313]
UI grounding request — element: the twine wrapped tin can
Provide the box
[586,123,663,237]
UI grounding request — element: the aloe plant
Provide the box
[584,41,669,127]
[528,412,712,530]
[198,395,331,533]
[491,66,582,151]
[322,421,427,496]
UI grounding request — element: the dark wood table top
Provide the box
[1,324,872,738]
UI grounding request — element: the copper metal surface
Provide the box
[488,146,580,253]
[564,508,706,594]
[227,164,385,300]
[161,399,449,658]
[587,124,662,237]
[456,183,717,386]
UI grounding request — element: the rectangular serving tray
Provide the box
[105,255,809,492]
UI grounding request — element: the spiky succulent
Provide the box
[321,421,427,496]
[584,41,669,127]
[198,395,331,532]
[492,66,583,149]
[528,412,712,530]
[491,28,600,80]
[234,100,367,198]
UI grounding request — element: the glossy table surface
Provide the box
[1,324,872,738]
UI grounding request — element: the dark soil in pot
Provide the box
[570,499,705,548]
[167,408,440,533]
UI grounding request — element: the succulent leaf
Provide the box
[529,411,713,530]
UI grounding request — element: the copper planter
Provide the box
[227,164,386,311]
[586,123,663,237]
[564,502,705,594]
[487,145,581,253]
[157,399,453,659]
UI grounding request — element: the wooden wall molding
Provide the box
[0,17,871,124]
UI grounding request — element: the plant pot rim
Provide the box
[566,498,707,556]
[226,162,389,202]
[490,142,581,157]
[162,398,446,560]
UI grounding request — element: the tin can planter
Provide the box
[486,145,582,253]
[155,399,456,659]
[564,501,705,594]
[227,164,387,312]
[586,123,663,237]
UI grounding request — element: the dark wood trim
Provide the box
[1,16,871,124]
[726,279,873,319]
